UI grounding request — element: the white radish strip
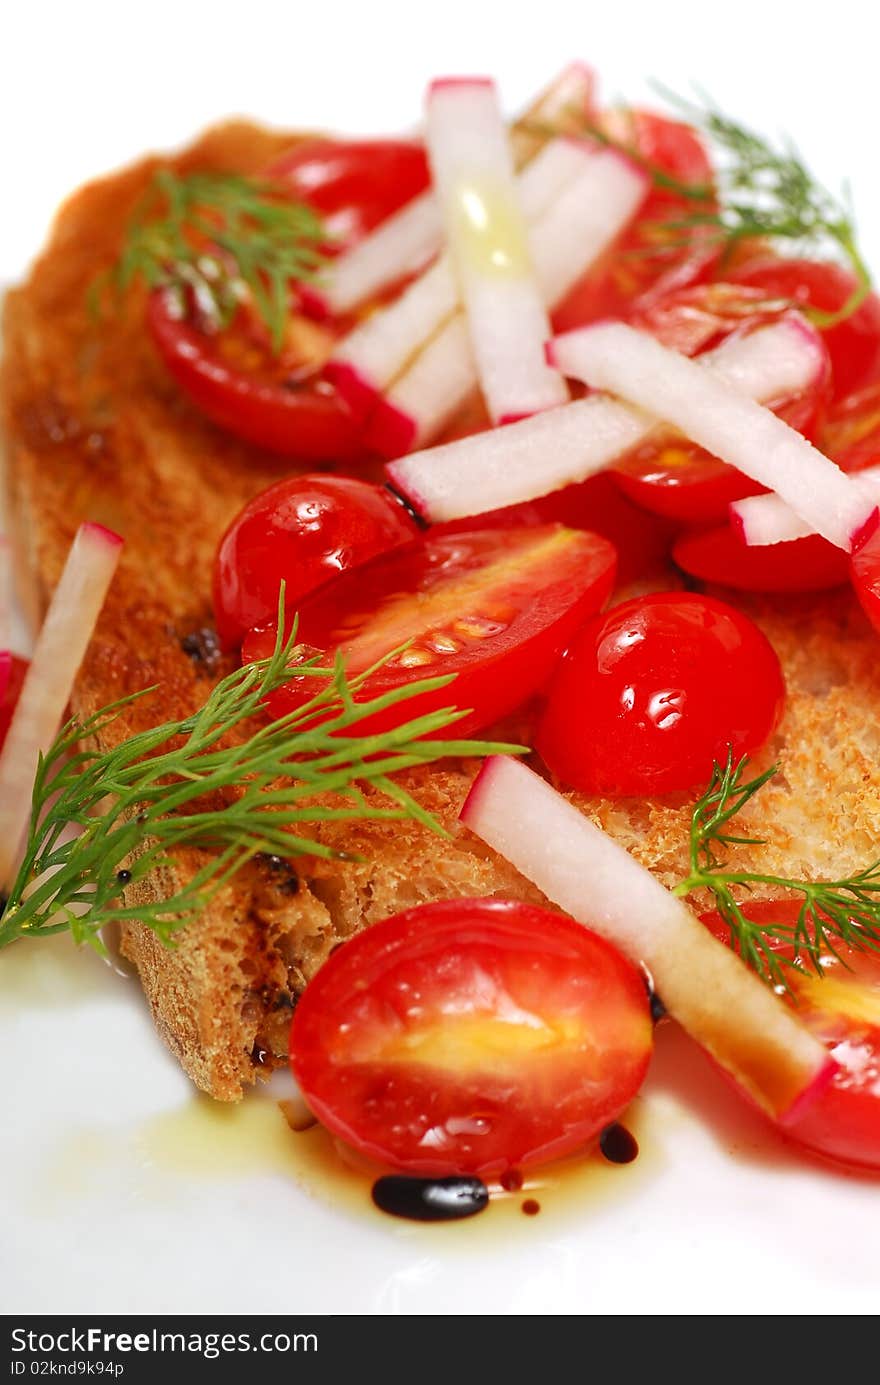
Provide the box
[327,137,594,414]
[550,321,878,552]
[313,64,595,318]
[732,464,880,545]
[388,317,821,521]
[425,78,566,423]
[0,523,123,891]
[460,757,835,1123]
[370,149,647,457]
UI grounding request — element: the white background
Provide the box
[4,0,880,1318]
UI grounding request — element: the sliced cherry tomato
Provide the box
[673,525,850,594]
[433,472,678,587]
[266,138,430,256]
[553,111,715,331]
[609,286,831,523]
[148,291,365,459]
[213,475,419,649]
[242,526,617,737]
[536,592,785,796]
[290,897,653,1176]
[0,655,27,749]
[850,524,880,633]
[730,257,880,399]
[702,900,880,1170]
[822,378,880,474]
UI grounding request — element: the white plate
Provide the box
[3,4,880,1316]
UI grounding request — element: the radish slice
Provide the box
[0,537,12,703]
[425,77,567,424]
[460,756,836,1124]
[326,136,594,418]
[388,317,822,522]
[310,63,595,319]
[368,149,647,457]
[732,463,880,545]
[0,522,123,891]
[549,321,878,552]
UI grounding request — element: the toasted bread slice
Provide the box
[4,121,880,1101]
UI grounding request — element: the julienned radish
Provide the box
[460,757,836,1125]
[731,464,880,545]
[325,136,597,421]
[0,523,123,891]
[549,321,878,552]
[387,316,823,523]
[423,77,568,425]
[308,62,595,318]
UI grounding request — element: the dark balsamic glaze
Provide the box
[649,991,667,1023]
[599,1123,639,1165]
[180,626,222,672]
[371,1174,489,1222]
[116,868,132,884]
[384,481,429,531]
[521,1199,541,1216]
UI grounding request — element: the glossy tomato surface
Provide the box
[553,111,715,330]
[290,898,653,1176]
[730,257,880,399]
[242,526,617,737]
[536,593,785,796]
[610,286,831,523]
[213,475,418,649]
[0,655,26,748]
[266,138,430,255]
[673,525,850,594]
[148,292,365,459]
[850,525,880,633]
[702,900,880,1170]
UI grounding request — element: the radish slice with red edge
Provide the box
[0,537,12,703]
[327,136,596,419]
[549,320,878,552]
[425,77,567,424]
[731,464,880,545]
[387,316,823,523]
[460,756,836,1125]
[367,148,647,456]
[309,63,595,319]
[0,522,123,891]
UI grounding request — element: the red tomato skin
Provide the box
[266,139,430,254]
[552,112,715,331]
[0,654,25,746]
[730,257,880,399]
[536,592,785,796]
[213,475,419,649]
[702,900,880,1170]
[290,898,653,1176]
[850,525,880,634]
[433,472,678,586]
[147,292,366,460]
[242,527,617,738]
[674,525,850,594]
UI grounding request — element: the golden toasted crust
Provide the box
[4,121,880,1100]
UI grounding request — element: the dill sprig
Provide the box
[0,614,523,953]
[673,751,880,988]
[95,168,328,352]
[652,87,872,327]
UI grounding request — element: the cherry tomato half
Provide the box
[553,111,715,331]
[673,525,850,594]
[730,257,880,400]
[213,475,418,649]
[266,138,430,256]
[148,291,365,459]
[702,899,880,1170]
[433,472,678,587]
[609,287,831,524]
[850,525,880,634]
[290,897,653,1176]
[536,593,785,796]
[243,526,617,737]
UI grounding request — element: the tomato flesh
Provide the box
[243,526,617,737]
[702,900,880,1170]
[674,525,850,594]
[0,654,25,747]
[850,525,880,634]
[213,475,418,649]
[536,592,785,796]
[290,898,653,1176]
